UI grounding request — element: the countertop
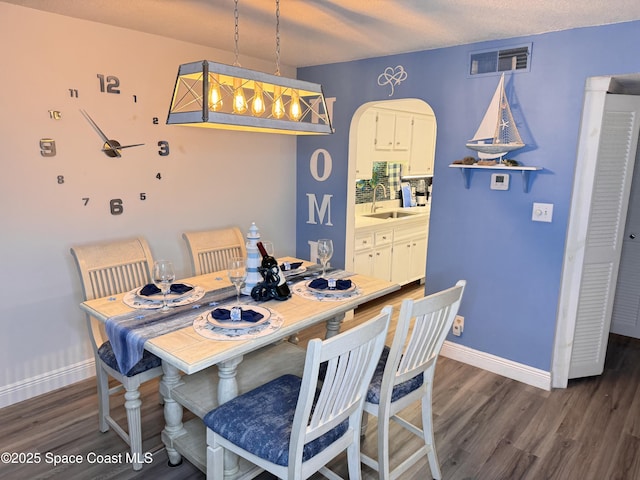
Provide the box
[355,201,430,229]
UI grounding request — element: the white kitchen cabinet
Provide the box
[391,224,429,285]
[355,212,429,285]
[374,110,412,154]
[354,229,393,281]
[405,113,436,176]
[355,109,377,179]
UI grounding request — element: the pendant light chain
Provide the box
[233,0,241,66]
[274,0,281,76]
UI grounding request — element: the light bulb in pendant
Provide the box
[209,73,223,111]
[251,81,265,116]
[289,89,302,121]
[233,77,248,114]
[272,85,285,119]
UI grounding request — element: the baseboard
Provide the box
[440,341,551,391]
[0,358,96,409]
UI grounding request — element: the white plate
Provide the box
[135,283,195,303]
[207,305,271,329]
[306,280,356,296]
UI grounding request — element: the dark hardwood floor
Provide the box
[1,282,640,479]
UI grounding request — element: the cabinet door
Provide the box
[409,235,428,280]
[393,113,412,151]
[354,248,374,276]
[391,237,412,284]
[355,110,376,179]
[374,110,396,151]
[373,244,392,281]
[408,114,436,175]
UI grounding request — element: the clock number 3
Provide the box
[158,140,170,156]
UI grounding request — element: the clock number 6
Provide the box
[110,199,124,215]
[97,74,120,94]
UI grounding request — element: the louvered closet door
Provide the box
[611,131,640,338]
[569,94,640,379]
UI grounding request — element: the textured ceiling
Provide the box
[5,0,640,67]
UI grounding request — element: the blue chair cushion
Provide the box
[203,374,348,467]
[366,346,424,404]
[97,341,162,377]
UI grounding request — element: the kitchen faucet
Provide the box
[371,183,388,212]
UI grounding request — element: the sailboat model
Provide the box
[466,73,524,159]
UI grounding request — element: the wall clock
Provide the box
[39,73,171,216]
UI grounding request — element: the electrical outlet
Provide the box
[452,315,464,336]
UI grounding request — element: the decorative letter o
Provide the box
[309,149,332,182]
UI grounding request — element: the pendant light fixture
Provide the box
[167,0,333,135]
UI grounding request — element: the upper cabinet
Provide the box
[354,102,437,180]
[374,110,412,152]
[405,113,436,176]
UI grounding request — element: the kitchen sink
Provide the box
[363,210,417,220]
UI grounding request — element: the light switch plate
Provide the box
[532,202,553,222]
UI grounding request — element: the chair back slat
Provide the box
[70,237,155,350]
[198,246,243,276]
[289,306,391,468]
[391,281,466,388]
[183,227,246,276]
[88,261,150,299]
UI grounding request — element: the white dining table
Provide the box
[80,257,400,477]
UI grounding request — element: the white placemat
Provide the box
[193,307,284,340]
[291,282,361,302]
[123,285,206,309]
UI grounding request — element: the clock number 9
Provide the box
[110,199,124,215]
[40,138,56,157]
[97,74,120,94]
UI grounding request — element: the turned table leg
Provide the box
[159,361,185,467]
[217,356,244,478]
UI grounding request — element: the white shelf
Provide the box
[449,164,542,192]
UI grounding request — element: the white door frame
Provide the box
[552,74,640,388]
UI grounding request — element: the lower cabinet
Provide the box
[354,230,393,281]
[354,219,428,285]
[391,227,428,284]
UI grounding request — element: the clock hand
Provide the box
[101,143,145,152]
[80,109,122,157]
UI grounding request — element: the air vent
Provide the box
[469,44,531,76]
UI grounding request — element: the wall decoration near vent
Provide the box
[377,66,408,96]
[469,43,531,76]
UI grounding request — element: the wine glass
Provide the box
[152,260,175,311]
[317,239,333,278]
[227,257,247,305]
[261,241,275,257]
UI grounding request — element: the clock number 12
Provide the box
[97,74,120,94]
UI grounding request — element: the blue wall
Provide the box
[295,21,640,372]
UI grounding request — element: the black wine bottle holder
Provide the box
[250,266,291,302]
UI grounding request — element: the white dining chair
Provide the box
[360,280,466,480]
[70,237,164,471]
[203,306,393,480]
[182,227,247,276]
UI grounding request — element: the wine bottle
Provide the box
[256,241,291,298]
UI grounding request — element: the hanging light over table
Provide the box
[167,0,332,135]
